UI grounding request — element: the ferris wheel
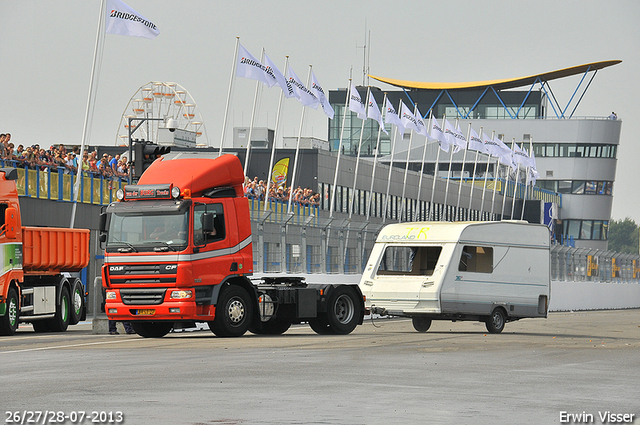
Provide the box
[115,81,209,147]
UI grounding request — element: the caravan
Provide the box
[359,221,550,333]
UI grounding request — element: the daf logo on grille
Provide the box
[165,265,177,271]
[110,266,124,271]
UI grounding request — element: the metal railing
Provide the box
[7,161,126,205]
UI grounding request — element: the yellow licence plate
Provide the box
[136,309,155,315]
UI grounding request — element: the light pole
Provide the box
[127,116,176,183]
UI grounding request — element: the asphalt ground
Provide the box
[1,309,639,425]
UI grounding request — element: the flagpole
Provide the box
[366,92,387,221]
[382,100,402,223]
[243,48,265,179]
[501,138,515,220]
[329,76,352,219]
[263,56,289,211]
[287,65,313,214]
[455,123,471,221]
[468,126,482,218]
[428,116,446,221]
[399,103,418,222]
[510,140,521,220]
[521,137,533,221]
[415,112,432,221]
[489,131,498,220]
[220,37,240,155]
[70,0,107,228]
[443,118,457,221]
[348,86,370,219]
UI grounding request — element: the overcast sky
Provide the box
[1,0,638,222]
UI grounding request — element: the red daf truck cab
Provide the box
[101,155,363,338]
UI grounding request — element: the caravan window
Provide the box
[377,246,442,276]
[458,246,493,273]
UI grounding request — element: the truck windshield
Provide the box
[107,210,189,253]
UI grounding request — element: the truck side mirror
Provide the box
[202,212,215,233]
[4,207,18,239]
[99,212,108,232]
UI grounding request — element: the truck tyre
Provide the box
[48,287,71,332]
[210,285,253,337]
[249,318,292,335]
[131,321,173,338]
[485,308,506,334]
[0,287,19,336]
[412,316,432,332]
[32,321,51,333]
[70,279,85,326]
[308,316,334,335]
[326,286,361,335]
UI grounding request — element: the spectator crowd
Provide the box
[1,133,128,179]
[244,176,320,207]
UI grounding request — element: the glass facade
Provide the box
[533,143,617,158]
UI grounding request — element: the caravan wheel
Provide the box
[485,308,506,334]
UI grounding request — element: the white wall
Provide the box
[549,280,640,311]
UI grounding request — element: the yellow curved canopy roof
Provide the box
[369,60,621,91]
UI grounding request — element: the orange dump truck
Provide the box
[0,168,90,336]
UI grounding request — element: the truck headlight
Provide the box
[170,290,193,299]
[106,291,116,299]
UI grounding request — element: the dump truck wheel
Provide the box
[486,308,506,334]
[210,285,253,337]
[326,286,361,335]
[131,321,173,338]
[32,321,51,333]
[48,287,70,332]
[412,316,432,332]
[70,279,85,326]
[0,287,19,336]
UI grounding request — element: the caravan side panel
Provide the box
[440,241,550,318]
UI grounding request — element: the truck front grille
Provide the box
[120,288,167,305]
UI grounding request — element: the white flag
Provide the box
[310,71,334,119]
[429,116,450,152]
[287,65,320,108]
[414,107,429,137]
[444,119,467,153]
[529,149,540,185]
[264,54,295,98]
[106,0,159,39]
[236,44,271,85]
[468,127,486,153]
[367,91,387,135]
[493,136,516,170]
[349,83,366,120]
[513,143,532,167]
[384,98,404,135]
[400,102,420,134]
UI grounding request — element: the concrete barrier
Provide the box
[549,281,640,311]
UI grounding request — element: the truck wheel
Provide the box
[131,321,173,338]
[249,318,292,335]
[32,321,51,333]
[210,285,253,337]
[326,286,361,335]
[0,287,19,336]
[308,316,334,335]
[70,279,85,325]
[485,308,506,334]
[48,287,70,332]
[412,316,432,332]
